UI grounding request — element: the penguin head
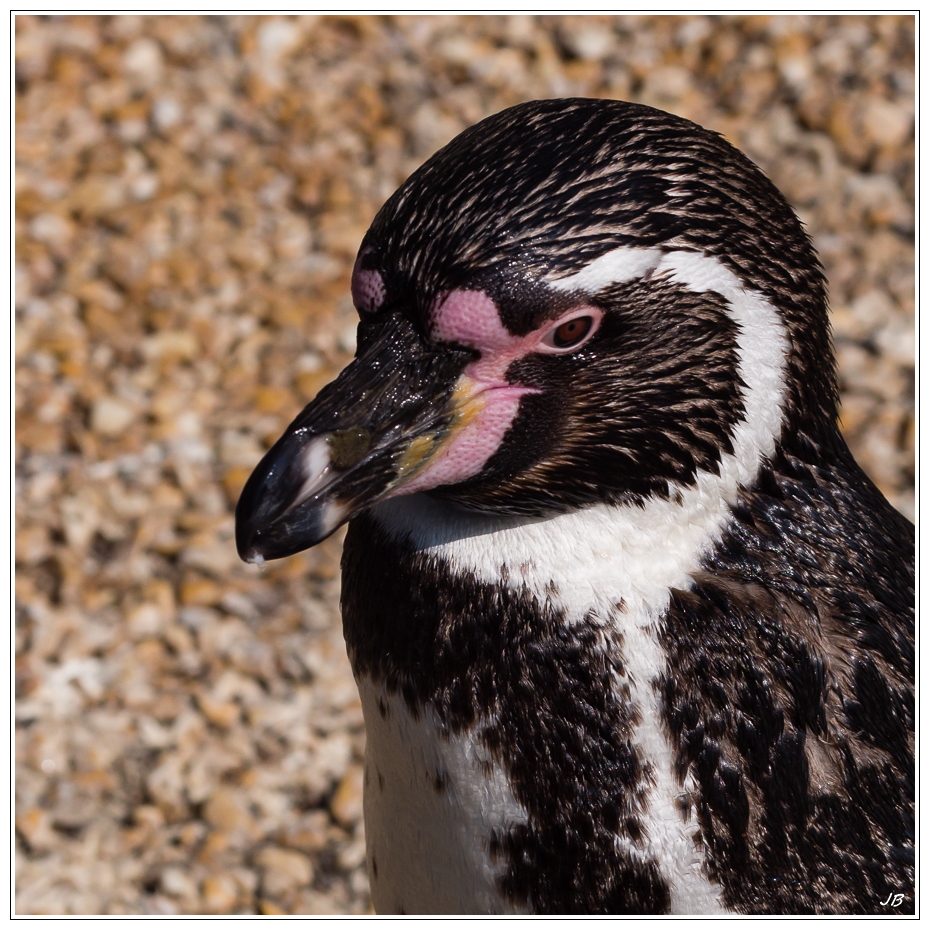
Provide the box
[236,98,834,562]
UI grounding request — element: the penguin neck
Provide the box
[370,455,751,625]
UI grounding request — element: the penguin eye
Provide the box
[541,315,595,351]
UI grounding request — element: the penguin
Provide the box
[235,99,914,915]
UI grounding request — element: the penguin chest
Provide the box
[342,502,738,913]
[356,678,526,915]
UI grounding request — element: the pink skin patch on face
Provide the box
[384,288,603,497]
[351,250,386,314]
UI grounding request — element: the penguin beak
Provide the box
[235,316,474,562]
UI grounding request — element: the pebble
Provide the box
[330,764,365,830]
[160,865,198,901]
[122,37,163,88]
[16,807,57,854]
[256,846,315,900]
[202,787,259,839]
[91,397,136,436]
[201,874,241,914]
[861,97,913,149]
[15,13,913,916]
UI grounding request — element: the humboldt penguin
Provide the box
[236,99,914,915]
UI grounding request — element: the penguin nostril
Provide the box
[328,426,373,470]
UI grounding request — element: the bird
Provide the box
[235,98,914,915]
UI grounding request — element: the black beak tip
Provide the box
[235,514,267,566]
[235,519,333,564]
[234,466,271,562]
[235,468,337,563]
[235,523,265,565]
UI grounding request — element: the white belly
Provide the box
[357,678,527,915]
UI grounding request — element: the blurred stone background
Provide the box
[15,14,914,915]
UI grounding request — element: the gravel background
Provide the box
[15,15,914,915]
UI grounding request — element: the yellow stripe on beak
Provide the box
[392,375,489,484]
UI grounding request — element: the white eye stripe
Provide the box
[547,247,665,293]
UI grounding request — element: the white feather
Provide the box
[358,679,527,915]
